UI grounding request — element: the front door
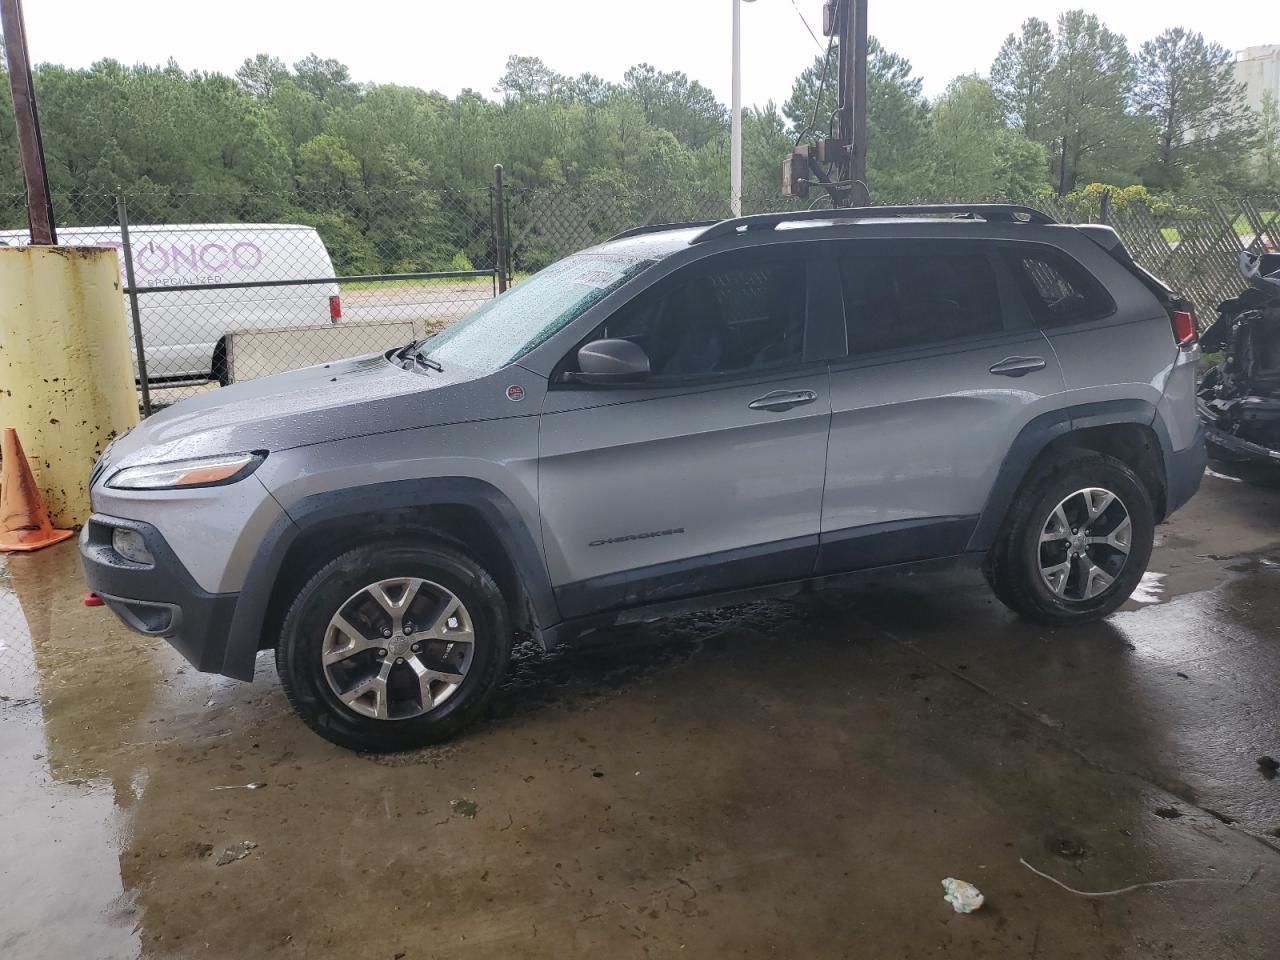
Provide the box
[819,239,1067,572]
[537,248,833,618]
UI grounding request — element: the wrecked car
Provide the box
[1198,250,1280,464]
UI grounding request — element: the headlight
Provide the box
[107,452,264,490]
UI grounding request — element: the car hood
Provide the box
[105,352,499,469]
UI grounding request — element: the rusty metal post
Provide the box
[1098,187,1112,226]
[493,164,509,293]
[1,0,56,244]
[116,192,152,417]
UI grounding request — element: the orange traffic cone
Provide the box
[0,428,75,552]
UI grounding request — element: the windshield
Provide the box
[415,252,655,373]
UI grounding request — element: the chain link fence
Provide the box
[3,187,500,410]
[3,182,1278,415]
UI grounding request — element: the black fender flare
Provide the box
[966,399,1167,553]
[220,477,558,680]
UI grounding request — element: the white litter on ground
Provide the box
[941,877,985,913]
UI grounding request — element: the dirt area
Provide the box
[2,463,1280,959]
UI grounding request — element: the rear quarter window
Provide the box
[1005,247,1114,327]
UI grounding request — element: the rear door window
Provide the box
[837,248,1003,355]
[1004,248,1114,327]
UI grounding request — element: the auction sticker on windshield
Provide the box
[568,268,624,287]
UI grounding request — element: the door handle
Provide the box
[989,356,1047,378]
[748,389,818,412]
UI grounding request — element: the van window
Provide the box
[838,251,1002,354]
[1005,248,1114,327]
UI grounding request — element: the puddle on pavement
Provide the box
[1,552,143,960]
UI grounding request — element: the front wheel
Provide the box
[275,542,511,751]
[986,453,1155,624]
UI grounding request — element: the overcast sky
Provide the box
[17,1,1266,106]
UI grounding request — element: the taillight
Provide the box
[1171,308,1196,345]
[329,295,342,322]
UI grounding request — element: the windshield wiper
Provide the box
[392,340,419,365]
[414,352,444,373]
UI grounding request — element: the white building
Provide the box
[1234,45,1280,112]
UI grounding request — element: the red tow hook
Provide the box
[84,592,105,607]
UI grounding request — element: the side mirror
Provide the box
[565,338,650,385]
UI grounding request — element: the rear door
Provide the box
[537,245,836,618]
[819,238,1066,573]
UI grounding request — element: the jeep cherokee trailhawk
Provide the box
[81,205,1206,751]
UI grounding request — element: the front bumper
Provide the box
[1198,398,1280,466]
[1203,423,1280,464]
[80,515,239,674]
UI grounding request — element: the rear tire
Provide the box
[985,452,1154,625]
[275,541,511,752]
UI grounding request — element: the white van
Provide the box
[0,223,340,383]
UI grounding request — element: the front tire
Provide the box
[275,542,511,752]
[986,453,1155,624]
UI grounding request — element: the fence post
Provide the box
[493,164,509,293]
[1098,187,1112,226]
[116,191,151,417]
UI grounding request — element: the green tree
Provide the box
[990,17,1055,142]
[930,75,1049,198]
[742,102,793,200]
[236,54,289,99]
[1256,91,1280,189]
[1134,27,1256,189]
[1045,11,1139,194]
[291,54,358,105]
[621,64,726,149]
[0,37,24,204]
[496,55,568,101]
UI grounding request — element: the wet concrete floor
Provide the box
[2,465,1280,958]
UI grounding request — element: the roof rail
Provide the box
[688,204,1056,245]
[609,220,720,242]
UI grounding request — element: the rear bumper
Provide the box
[79,515,239,675]
[1165,422,1207,516]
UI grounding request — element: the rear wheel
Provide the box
[986,453,1154,624]
[275,542,511,751]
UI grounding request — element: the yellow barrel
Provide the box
[0,246,139,527]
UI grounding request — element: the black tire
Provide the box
[212,339,230,387]
[985,452,1155,625]
[275,541,511,752]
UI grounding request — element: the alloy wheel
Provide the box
[321,577,475,720]
[1037,487,1132,602]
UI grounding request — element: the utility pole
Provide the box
[730,0,743,217]
[1,0,56,244]
[782,0,869,208]
[839,0,869,206]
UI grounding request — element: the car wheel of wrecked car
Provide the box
[986,453,1155,625]
[275,542,512,752]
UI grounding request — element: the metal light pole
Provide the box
[730,0,757,218]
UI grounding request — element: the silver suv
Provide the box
[81,205,1206,751]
